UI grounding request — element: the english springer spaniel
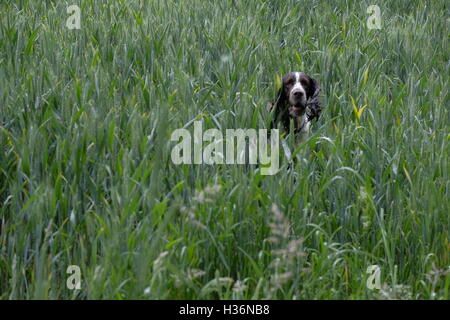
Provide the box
[268,72,322,141]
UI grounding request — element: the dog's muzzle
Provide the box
[288,105,305,117]
[289,89,305,105]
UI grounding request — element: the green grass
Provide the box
[0,0,448,299]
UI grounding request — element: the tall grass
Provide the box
[0,0,448,299]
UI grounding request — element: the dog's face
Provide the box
[270,71,322,133]
[279,72,317,118]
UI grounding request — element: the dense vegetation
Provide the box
[0,0,448,299]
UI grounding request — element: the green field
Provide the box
[0,0,448,299]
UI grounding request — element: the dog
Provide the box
[268,72,322,142]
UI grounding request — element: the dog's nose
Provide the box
[293,91,304,97]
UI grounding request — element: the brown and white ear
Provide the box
[306,77,322,121]
[306,77,319,100]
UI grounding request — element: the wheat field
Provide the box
[0,0,448,299]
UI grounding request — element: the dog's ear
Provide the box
[267,78,284,112]
[274,80,289,114]
[306,77,322,121]
[273,84,293,131]
[306,76,319,100]
[269,84,286,128]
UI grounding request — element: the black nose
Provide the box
[293,91,303,97]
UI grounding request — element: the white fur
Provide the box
[295,113,311,143]
[288,72,307,106]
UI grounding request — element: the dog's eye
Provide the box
[286,79,294,85]
[300,79,308,86]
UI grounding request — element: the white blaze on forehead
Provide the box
[291,72,306,95]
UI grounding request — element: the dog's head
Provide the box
[275,72,321,120]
